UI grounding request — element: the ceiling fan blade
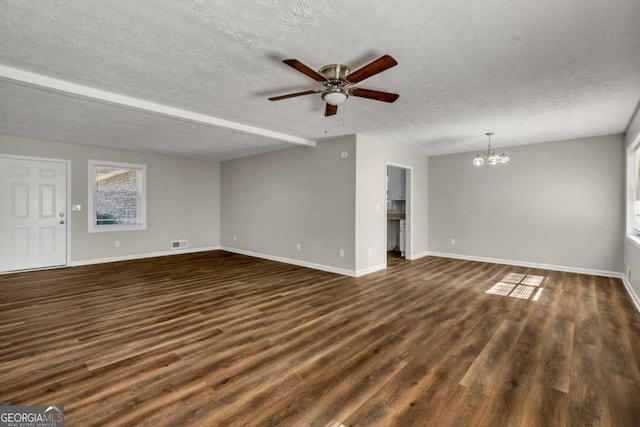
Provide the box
[283,59,327,82]
[268,90,319,101]
[345,55,398,84]
[325,104,338,117]
[350,87,399,103]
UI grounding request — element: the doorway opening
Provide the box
[386,164,411,261]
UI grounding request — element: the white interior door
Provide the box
[0,157,67,272]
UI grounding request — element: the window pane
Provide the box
[95,166,140,226]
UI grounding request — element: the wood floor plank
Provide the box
[604,373,640,427]
[570,340,611,425]
[459,319,525,395]
[468,305,550,427]
[1,251,639,425]
[544,317,575,393]
[351,297,509,426]
[574,274,602,347]
[596,282,640,383]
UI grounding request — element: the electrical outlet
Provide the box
[297,243,301,250]
[114,241,120,248]
[450,239,456,245]
[233,235,237,241]
[368,248,372,256]
[339,249,344,257]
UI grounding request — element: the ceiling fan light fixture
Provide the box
[270,55,399,116]
[322,88,348,106]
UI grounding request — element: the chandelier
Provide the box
[472,132,510,166]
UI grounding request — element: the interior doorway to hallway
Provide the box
[386,163,411,260]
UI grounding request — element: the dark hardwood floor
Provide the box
[1,251,639,426]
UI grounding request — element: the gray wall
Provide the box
[355,135,429,271]
[429,134,624,273]
[0,134,220,262]
[220,135,357,272]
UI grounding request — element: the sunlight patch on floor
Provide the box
[532,287,544,301]
[486,273,547,301]
[509,285,535,299]
[501,273,526,284]
[520,275,545,287]
[486,282,516,296]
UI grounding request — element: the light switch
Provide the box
[72,204,82,211]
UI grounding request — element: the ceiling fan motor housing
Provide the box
[319,64,350,81]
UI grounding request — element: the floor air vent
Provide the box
[171,240,188,249]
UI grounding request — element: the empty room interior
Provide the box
[1,1,640,426]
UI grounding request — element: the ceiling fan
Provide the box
[268,55,399,117]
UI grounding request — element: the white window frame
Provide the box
[88,160,147,233]
[626,124,640,251]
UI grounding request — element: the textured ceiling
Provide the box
[1,0,639,160]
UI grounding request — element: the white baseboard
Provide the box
[426,251,622,278]
[220,246,370,277]
[620,274,640,314]
[408,251,429,260]
[69,246,221,267]
[355,263,387,276]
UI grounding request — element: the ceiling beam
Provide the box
[0,64,316,147]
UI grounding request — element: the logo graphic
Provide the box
[0,405,64,427]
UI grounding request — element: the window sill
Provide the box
[626,234,640,251]
[89,224,146,233]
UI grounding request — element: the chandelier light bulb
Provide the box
[488,151,501,165]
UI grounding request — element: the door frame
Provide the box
[385,162,412,263]
[0,154,72,271]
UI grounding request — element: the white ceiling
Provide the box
[1,0,639,161]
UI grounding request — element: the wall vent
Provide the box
[171,240,188,249]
